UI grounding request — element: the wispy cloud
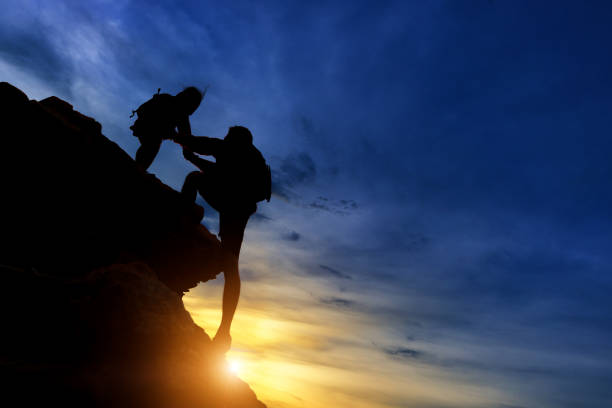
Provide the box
[314,264,352,280]
[382,346,421,360]
[281,230,301,242]
[319,296,355,308]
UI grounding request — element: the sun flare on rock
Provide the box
[228,359,242,376]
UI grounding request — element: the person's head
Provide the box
[175,86,203,115]
[224,126,253,145]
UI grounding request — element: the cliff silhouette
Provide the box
[0,82,265,407]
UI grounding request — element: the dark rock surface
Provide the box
[0,83,265,407]
[0,81,224,293]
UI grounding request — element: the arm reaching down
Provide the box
[175,115,192,139]
[183,148,215,172]
[174,134,224,157]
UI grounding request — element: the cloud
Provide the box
[307,196,359,215]
[382,346,421,360]
[250,212,272,223]
[271,152,316,200]
[496,405,530,408]
[309,201,332,211]
[319,296,355,308]
[338,199,358,210]
[315,264,352,280]
[0,21,73,96]
[282,231,301,241]
[239,267,259,282]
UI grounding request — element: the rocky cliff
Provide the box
[0,82,265,408]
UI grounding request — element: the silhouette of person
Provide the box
[131,87,203,170]
[174,126,268,352]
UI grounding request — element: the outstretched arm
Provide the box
[176,116,192,138]
[214,260,241,353]
[183,148,215,172]
[174,134,223,157]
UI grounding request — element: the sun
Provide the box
[227,359,241,376]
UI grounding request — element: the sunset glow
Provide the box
[183,237,514,408]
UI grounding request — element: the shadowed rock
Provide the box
[0,82,265,408]
[0,81,224,294]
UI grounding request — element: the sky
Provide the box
[2,1,612,407]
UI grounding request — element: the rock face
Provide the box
[0,83,265,408]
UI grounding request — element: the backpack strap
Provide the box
[264,164,272,202]
[129,88,162,118]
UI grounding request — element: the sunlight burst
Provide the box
[228,359,241,376]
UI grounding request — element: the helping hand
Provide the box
[169,129,180,142]
[183,148,196,161]
[171,131,189,145]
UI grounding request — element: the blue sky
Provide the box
[2,1,612,407]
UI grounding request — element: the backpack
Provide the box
[129,89,174,138]
[245,146,272,204]
[258,161,272,203]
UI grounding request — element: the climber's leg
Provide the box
[218,209,253,260]
[135,136,162,170]
[181,171,204,203]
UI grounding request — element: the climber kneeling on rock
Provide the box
[174,126,271,352]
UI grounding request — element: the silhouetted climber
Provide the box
[174,126,271,352]
[130,87,203,170]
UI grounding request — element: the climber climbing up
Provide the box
[130,86,204,170]
[174,126,271,352]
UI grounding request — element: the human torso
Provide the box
[142,94,187,139]
[215,142,264,213]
